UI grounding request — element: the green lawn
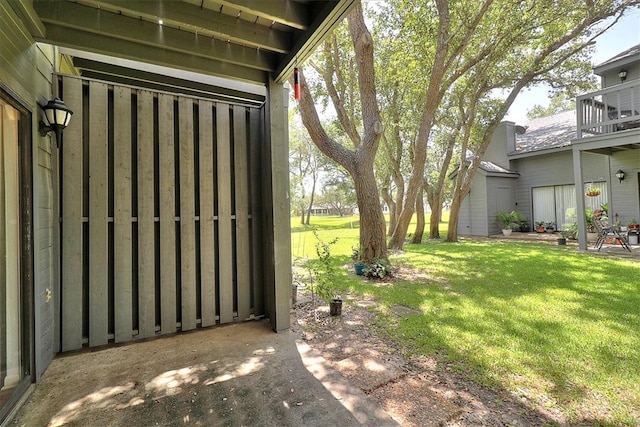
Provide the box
[291,215,640,425]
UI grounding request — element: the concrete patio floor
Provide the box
[8,320,398,427]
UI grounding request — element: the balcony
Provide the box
[576,80,640,138]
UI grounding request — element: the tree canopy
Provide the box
[294,0,640,254]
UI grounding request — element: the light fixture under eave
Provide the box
[618,69,627,83]
[39,98,73,148]
[616,169,625,183]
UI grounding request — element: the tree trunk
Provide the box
[295,4,387,263]
[429,201,441,239]
[354,165,387,260]
[305,171,317,225]
[446,191,464,242]
[381,186,396,236]
[411,185,425,243]
[388,1,451,250]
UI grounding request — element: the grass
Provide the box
[291,215,640,425]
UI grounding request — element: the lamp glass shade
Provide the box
[616,170,625,180]
[618,70,627,80]
[42,98,73,128]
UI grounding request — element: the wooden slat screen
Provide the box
[59,76,263,351]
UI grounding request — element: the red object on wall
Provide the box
[294,68,300,100]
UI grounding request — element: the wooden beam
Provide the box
[216,0,310,31]
[76,0,293,54]
[34,2,276,72]
[39,23,268,84]
[71,58,265,106]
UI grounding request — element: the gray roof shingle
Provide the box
[513,110,576,154]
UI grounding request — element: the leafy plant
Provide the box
[585,209,597,233]
[494,210,520,230]
[363,258,391,279]
[351,246,361,262]
[308,230,339,302]
[562,222,578,239]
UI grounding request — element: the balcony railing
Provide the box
[576,80,640,138]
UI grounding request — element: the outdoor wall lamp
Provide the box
[618,69,627,83]
[616,169,625,183]
[38,98,73,148]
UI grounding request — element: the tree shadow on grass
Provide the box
[359,240,640,424]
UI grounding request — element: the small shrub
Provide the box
[308,230,339,302]
[363,258,391,279]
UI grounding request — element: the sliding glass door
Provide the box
[0,97,31,417]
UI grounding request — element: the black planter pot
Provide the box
[557,238,567,245]
[329,299,342,316]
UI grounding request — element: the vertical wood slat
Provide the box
[159,94,177,334]
[178,98,197,330]
[88,81,109,347]
[217,105,234,323]
[199,100,216,327]
[249,108,264,316]
[113,86,133,342]
[138,90,156,338]
[233,106,251,320]
[137,90,156,338]
[61,78,84,351]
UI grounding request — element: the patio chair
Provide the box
[592,213,631,252]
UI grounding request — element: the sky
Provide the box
[504,7,640,124]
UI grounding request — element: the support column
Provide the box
[265,79,292,331]
[573,147,587,250]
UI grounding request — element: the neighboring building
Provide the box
[0,1,356,422]
[459,43,640,249]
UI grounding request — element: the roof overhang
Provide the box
[26,0,358,86]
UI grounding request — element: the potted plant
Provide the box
[495,210,519,236]
[545,221,556,233]
[351,246,366,276]
[628,219,639,230]
[534,221,546,233]
[585,209,598,242]
[557,229,571,245]
[585,187,601,197]
[309,231,342,316]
